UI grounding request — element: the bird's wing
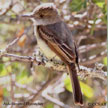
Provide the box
[37,21,77,63]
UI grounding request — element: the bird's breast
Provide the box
[35,26,60,60]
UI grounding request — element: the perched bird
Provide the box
[22,3,83,106]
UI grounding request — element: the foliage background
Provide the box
[0,0,107,108]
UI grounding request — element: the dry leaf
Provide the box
[18,34,27,47]
[0,86,3,107]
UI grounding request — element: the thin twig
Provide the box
[15,83,36,94]
[0,0,13,16]
[81,51,107,66]
[0,53,35,62]
[0,51,106,80]
[79,42,106,53]
[42,89,71,108]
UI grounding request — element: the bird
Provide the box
[22,3,83,106]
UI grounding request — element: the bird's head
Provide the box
[22,3,60,25]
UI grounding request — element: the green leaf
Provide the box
[16,69,29,81]
[83,0,88,8]
[64,75,94,98]
[3,88,9,97]
[92,0,105,8]
[92,0,105,3]
[64,76,73,92]
[17,76,33,84]
[102,4,107,24]
[103,57,107,66]
[0,64,8,76]
[96,2,104,8]
[0,64,4,72]
[80,81,93,98]
[45,103,54,108]
[69,0,87,12]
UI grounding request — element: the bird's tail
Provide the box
[67,63,83,106]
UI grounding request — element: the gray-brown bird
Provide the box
[22,3,83,106]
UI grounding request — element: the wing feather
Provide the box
[37,21,78,63]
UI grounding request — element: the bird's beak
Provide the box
[21,13,34,19]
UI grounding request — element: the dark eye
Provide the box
[40,14,43,18]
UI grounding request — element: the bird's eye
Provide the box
[40,14,44,18]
